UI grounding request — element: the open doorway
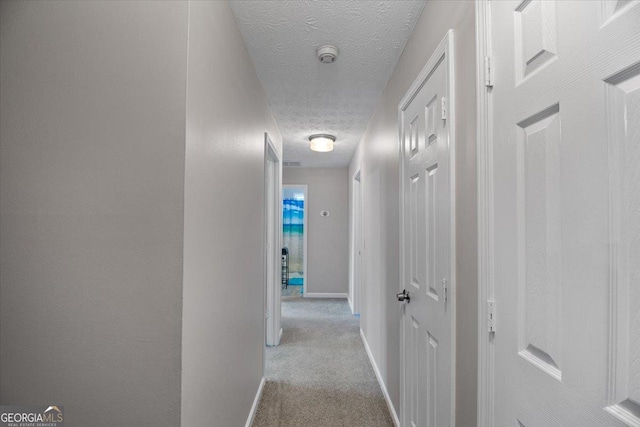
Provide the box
[282,185,307,297]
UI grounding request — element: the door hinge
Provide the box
[441,97,447,121]
[487,300,496,333]
[484,56,494,88]
[265,309,270,319]
[442,278,448,302]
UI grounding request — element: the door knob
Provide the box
[396,289,410,303]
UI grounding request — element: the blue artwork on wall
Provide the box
[283,197,304,288]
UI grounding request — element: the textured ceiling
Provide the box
[229,0,426,168]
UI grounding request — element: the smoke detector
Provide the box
[317,45,338,64]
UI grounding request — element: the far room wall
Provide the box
[283,168,349,295]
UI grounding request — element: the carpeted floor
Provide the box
[253,297,394,427]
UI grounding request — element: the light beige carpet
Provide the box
[253,297,394,427]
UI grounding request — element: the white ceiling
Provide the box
[230,0,426,168]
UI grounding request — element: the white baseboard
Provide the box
[360,329,400,427]
[304,292,348,299]
[278,328,283,344]
[245,376,265,427]
[347,295,354,313]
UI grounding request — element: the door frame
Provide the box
[398,29,457,427]
[475,2,495,426]
[264,133,282,347]
[283,184,308,296]
[350,169,362,315]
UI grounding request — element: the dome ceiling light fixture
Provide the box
[309,134,335,152]
[317,45,338,64]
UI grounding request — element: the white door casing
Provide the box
[477,1,640,426]
[399,30,456,427]
[265,134,281,347]
[351,170,362,315]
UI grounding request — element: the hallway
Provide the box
[254,297,393,426]
[2,1,640,426]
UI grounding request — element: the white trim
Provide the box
[244,377,266,427]
[360,328,400,427]
[283,184,308,296]
[264,133,282,348]
[350,169,362,315]
[447,31,457,427]
[349,171,355,313]
[278,327,283,343]
[398,80,407,427]
[397,29,457,427]
[303,292,348,299]
[475,2,495,427]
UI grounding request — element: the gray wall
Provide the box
[283,168,349,295]
[348,1,478,425]
[0,1,188,425]
[1,1,282,426]
[181,1,282,426]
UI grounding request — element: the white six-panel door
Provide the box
[399,31,455,427]
[486,1,640,425]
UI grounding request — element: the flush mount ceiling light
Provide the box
[317,45,338,63]
[309,134,335,152]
